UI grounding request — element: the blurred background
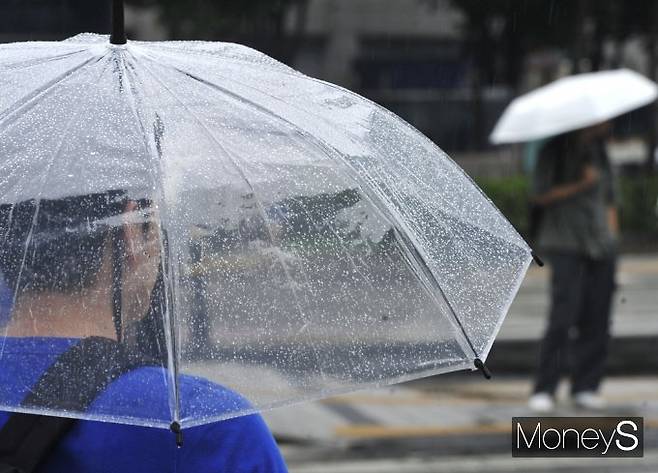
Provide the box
[1,1,657,471]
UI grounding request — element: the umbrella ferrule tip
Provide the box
[170,421,183,447]
[531,251,545,267]
[473,358,492,379]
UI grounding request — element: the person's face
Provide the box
[120,201,161,330]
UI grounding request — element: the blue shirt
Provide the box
[0,337,288,472]
[0,275,11,326]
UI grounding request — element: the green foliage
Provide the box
[475,175,658,241]
[475,176,531,236]
[619,174,658,235]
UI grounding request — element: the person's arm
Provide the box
[532,164,599,206]
[607,206,619,238]
[604,150,620,239]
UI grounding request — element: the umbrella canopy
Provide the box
[0,33,532,430]
[490,69,658,144]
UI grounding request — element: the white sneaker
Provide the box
[573,391,606,410]
[528,392,555,413]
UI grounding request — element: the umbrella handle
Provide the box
[110,0,127,45]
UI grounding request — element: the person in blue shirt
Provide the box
[0,191,288,472]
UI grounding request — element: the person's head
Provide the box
[0,190,161,340]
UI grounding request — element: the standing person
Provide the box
[528,122,618,412]
[0,191,288,472]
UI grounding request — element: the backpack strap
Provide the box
[0,337,153,473]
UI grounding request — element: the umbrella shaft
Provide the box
[110,0,127,45]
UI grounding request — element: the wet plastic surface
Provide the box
[0,34,531,428]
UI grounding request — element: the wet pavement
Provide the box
[270,374,658,472]
[263,252,658,471]
[285,451,658,473]
[188,252,658,470]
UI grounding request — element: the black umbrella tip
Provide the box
[110,0,127,45]
[474,358,492,379]
[170,421,184,448]
[531,251,545,267]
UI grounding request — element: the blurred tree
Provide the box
[448,0,658,165]
[443,0,583,149]
[126,0,306,62]
[0,0,111,41]
[451,0,656,85]
[449,1,584,88]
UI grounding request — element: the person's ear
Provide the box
[122,201,160,270]
[122,201,141,268]
[120,200,161,333]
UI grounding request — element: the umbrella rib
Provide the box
[155,65,481,361]
[347,164,483,344]
[390,228,479,359]
[141,47,529,259]
[165,65,537,362]
[337,157,482,359]
[133,57,331,387]
[120,56,183,426]
[157,43,526,251]
[0,53,106,243]
[137,42,298,75]
[0,56,110,360]
[353,160,526,343]
[181,354,473,430]
[278,72,530,250]
[152,55,529,253]
[0,52,100,128]
[158,63,485,360]
[0,48,88,69]
[0,54,109,195]
[287,75,530,251]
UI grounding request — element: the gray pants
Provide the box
[533,252,616,395]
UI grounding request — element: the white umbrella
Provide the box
[490,69,658,144]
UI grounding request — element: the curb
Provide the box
[486,335,658,375]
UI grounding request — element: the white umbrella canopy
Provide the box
[490,69,658,144]
[0,33,532,429]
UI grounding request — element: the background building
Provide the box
[0,0,110,42]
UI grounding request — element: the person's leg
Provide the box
[571,255,616,394]
[533,252,586,395]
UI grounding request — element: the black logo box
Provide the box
[512,417,643,458]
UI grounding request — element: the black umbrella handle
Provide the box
[110,0,127,45]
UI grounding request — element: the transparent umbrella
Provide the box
[0,27,533,430]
